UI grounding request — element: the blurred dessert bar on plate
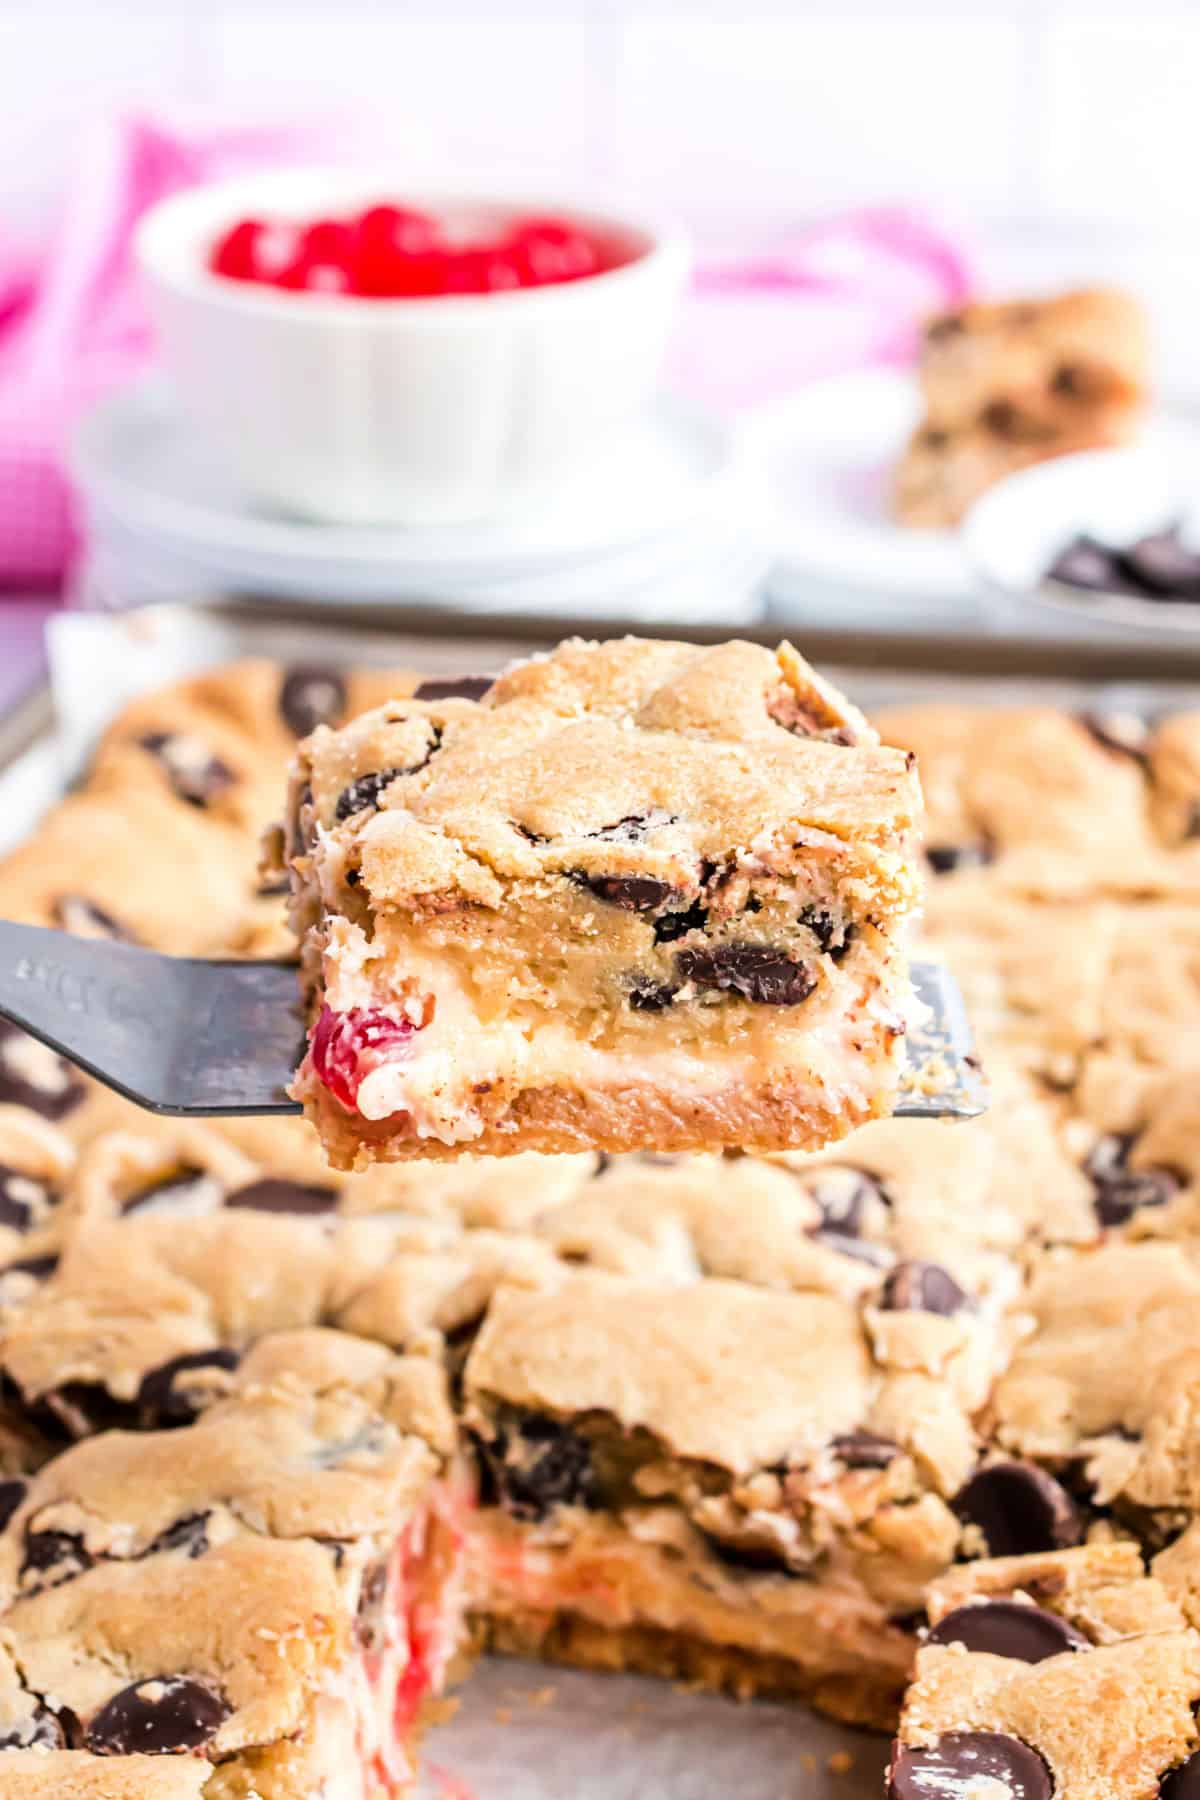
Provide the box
[893,288,1148,527]
[277,638,924,1167]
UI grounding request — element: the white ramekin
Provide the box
[135,170,690,525]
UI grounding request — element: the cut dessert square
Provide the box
[893,287,1148,528]
[0,1330,469,1799]
[460,1260,1034,1728]
[276,638,923,1166]
[889,1542,1200,1799]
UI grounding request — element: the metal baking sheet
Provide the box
[3,601,1200,1795]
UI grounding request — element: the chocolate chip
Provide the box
[982,399,1043,442]
[808,1230,893,1268]
[413,676,493,702]
[1079,712,1150,762]
[483,1415,599,1522]
[7,1252,57,1283]
[626,977,678,1012]
[926,841,994,875]
[0,1479,26,1532]
[1046,535,1123,593]
[1162,1750,1200,1798]
[880,1260,968,1316]
[0,1167,52,1234]
[1051,361,1092,399]
[85,1676,230,1756]
[800,906,852,959]
[44,1382,136,1439]
[805,1166,889,1237]
[139,733,236,808]
[675,943,817,1007]
[575,873,677,912]
[1119,529,1200,600]
[1084,1133,1181,1226]
[831,1431,900,1470]
[146,1512,210,1559]
[356,1558,390,1650]
[927,1598,1088,1661]
[703,1535,788,1574]
[120,1168,223,1219]
[138,1349,240,1428]
[225,1178,339,1215]
[0,1708,69,1751]
[255,875,290,898]
[0,1024,85,1119]
[889,1732,1053,1800]
[653,898,709,944]
[925,314,963,344]
[335,768,406,821]
[22,1528,92,1586]
[54,895,136,941]
[953,1461,1083,1557]
[279,667,347,736]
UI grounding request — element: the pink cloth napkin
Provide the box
[671,207,976,412]
[0,115,345,591]
[0,116,975,592]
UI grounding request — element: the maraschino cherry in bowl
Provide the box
[136,170,688,524]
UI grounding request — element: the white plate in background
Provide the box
[73,377,749,601]
[739,366,980,620]
[962,427,1200,637]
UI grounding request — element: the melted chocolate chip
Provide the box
[45,1382,136,1438]
[880,1260,968,1316]
[927,1598,1088,1662]
[1162,1750,1200,1798]
[0,1167,51,1234]
[413,675,493,702]
[805,1166,889,1237]
[1047,535,1126,593]
[22,1528,92,1586]
[831,1430,900,1470]
[279,667,347,736]
[356,1558,390,1650]
[575,874,677,912]
[54,895,136,941]
[0,1024,85,1120]
[925,314,964,344]
[703,1535,788,1574]
[139,733,236,808]
[335,767,406,822]
[120,1167,223,1219]
[1084,1133,1181,1226]
[483,1416,599,1522]
[800,906,853,959]
[1051,361,1092,399]
[138,1349,240,1428]
[146,1512,211,1559]
[675,943,817,1007]
[982,400,1047,443]
[889,1732,1053,1800]
[1119,530,1200,599]
[0,1479,26,1531]
[808,1230,893,1269]
[7,1252,58,1283]
[255,875,290,898]
[626,977,679,1012]
[652,898,710,944]
[0,1707,69,1751]
[85,1676,231,1756]
[225,1178,339,1215]
[926,840,994,875]
[953,1461,1083,1557]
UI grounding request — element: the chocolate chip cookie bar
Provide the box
[889,1542,1200,1799]
[893,288,1147,527]
[280,639,923,1165]
[0,1332,467,1797]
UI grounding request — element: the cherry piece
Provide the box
[210,219,266,282]
[309,1005,422,1112]
[508,217,600,286]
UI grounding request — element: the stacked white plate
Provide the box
[72,379,767,627]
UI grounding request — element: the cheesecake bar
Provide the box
[0,1331,467,1798]
[279,638,923,1166]
[893,288,1147,528]
[890,1542,1200,1799]
[460,1255,1031,1728]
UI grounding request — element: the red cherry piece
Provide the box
[443,249,523,295]
[210,220,267,281]
[507,217,599,286]
[309,1005,420,1112]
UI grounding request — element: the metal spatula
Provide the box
[0,920,986,1122]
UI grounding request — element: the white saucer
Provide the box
[739,366,978,616]
[73,377,749,606]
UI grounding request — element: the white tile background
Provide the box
[2,0,1200,384]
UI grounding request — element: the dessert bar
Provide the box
[893,288,1147,528]
[279,638,923,1164]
